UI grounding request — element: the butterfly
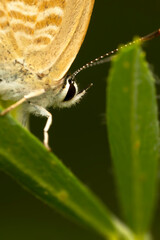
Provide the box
[0,0,95,150]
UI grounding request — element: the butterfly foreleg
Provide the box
[29,103,52,151]
[0,89,46,116]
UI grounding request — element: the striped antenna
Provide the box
[71,29,160,79]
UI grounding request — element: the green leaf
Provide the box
[0,109,134,240]
[107,42,159,236]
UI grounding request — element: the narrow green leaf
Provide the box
[0,110,134,240]
[107,42,159,235]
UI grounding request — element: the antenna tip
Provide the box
[141,28,160,42]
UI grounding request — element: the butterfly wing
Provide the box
[47,0,95,81]
[0,0,94,80]
[0,1,21,62]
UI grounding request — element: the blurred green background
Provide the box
[0,0,160,239]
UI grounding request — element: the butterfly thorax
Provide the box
[0,60,64,106]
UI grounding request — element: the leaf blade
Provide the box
[107,42,159,235]
[0,111,133,240]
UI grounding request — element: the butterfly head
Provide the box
[55,75,92,108]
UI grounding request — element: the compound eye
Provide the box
[63,80,76,102]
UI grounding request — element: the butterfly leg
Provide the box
[29,103,52,151]
[0,89,45,116]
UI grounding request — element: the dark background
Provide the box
[0,0,160,239]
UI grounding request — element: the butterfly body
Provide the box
[0,58,64,107]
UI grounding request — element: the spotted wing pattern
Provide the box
[0,0,95,80]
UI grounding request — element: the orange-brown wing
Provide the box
[0,0,94,80]
[26,0,95,80]
[47,0,95,81]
